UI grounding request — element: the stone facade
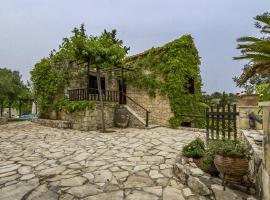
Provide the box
[126,88,174,126]
[238,106,262,130]
[57,103,117,131]
[65,66,175,127]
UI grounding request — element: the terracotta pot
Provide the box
[236,94,259,106]
[214,154,249,184]
[114,107,130,128]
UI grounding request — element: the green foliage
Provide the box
[201,140,248,174]
[31,24,128,117]
[256,83,270,101]
[125,35,202,127]
[182,138,205,158]
[0,68,30,102]
[208,140,248,158]
[0,68,30,116]
[54,97,93,113]
[201,92,236,106]
[234,13,270,85]
[233,65,270,93]
[60,24,128,69]
[169,117,181,129]
[201,151,215,173]
[31,59,68,117]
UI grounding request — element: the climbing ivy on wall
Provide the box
[125,35,205,127]
[31,58,68,117]
[31,25,127,118]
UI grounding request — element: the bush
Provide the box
[201,151,217,175]
[208,139,248,158]
[182,138,205,158]
[54,96,94,113]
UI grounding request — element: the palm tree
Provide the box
[234,13,270,85]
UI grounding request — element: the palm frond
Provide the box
[255,13,270,27]
[236,36,263,43]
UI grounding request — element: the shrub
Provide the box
[54,96,94,113]
[208,139,248,158]
[201,147,220,176]
[182,138,205,158]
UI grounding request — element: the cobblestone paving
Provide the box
[0,122,205,200]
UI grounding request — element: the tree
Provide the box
[233,65,270,93]
[0,68,30,117]
[234,13,270,85]
[59,25,128,132]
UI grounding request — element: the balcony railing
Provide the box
[68,88,119,102]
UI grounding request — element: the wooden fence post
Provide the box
[222,104,225,139]
[206,108,209,143]
[233,104,237,140]
[216,105,220,139]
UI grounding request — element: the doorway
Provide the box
[119,80,127,104]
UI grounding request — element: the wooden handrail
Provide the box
[121,92,150,127]
[121,92,150,113]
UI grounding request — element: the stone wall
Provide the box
[126,88,173,126]
[240,129,263,198]
[258,101,270,200]
[33,119,71,129]
[238,106,262,130]
[66,66,174,127]
[174,155,256,199]
[56,103,116,131]
[66,67,118,93]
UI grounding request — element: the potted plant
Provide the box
[211,140,249,184]
[201,151,219,176]
[182,138,205,167]
[236,93,259,106]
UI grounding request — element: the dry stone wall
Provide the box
[57,103,117,131]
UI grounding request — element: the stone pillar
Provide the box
[258,101,270,200]
[238,106,262,130]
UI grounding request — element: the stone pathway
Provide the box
[0,122,205,200]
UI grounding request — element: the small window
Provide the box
[188,78,195,94]
[89,75,105,94]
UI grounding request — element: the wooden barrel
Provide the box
[114,107,130,128]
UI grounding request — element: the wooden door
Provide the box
[119,80,126,104]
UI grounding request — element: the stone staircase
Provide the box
[123,105,159,129]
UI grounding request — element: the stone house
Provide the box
[53,36,201,131]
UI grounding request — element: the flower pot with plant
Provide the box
[211,140,249,184]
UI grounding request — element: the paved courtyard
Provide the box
[0,122,205,200]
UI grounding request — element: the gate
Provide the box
[206,104,238,141]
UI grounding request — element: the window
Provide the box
[89,75,105,93]
[188,78,195,94]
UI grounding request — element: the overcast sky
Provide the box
[0,0,269,93]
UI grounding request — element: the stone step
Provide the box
[123,105,146,125]
[123,105,160,129]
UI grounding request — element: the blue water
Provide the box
[19,114,38,119]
